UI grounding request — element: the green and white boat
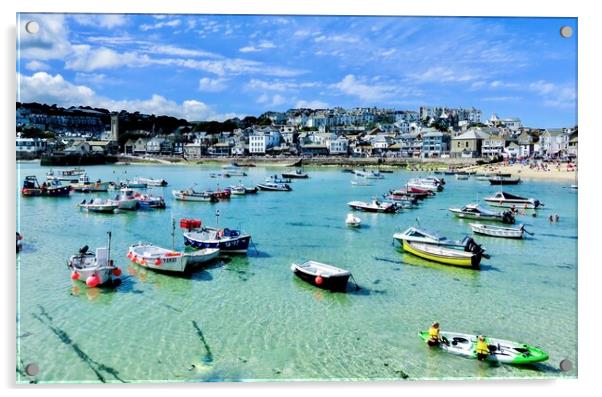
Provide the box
[418,330,549,365]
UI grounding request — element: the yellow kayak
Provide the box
[402,240,481,269]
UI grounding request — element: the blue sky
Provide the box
[17,14,577,127]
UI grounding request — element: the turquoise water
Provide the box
[16,162,577,382]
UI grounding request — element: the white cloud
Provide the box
[140,19,181,31]
[18,72,226,121]
[199,77,228,92]
[314,34,360,44]
[18,14,72,60]
[410,66,478,83]
[247,79,320,92]
[257,93,286,107]
[332,74,398,102]
[295,100,328,109]
[25,60,50,71]
[529,80,576,108]
[239,41,276,53]
[144,45,220,59]
[71,15,128,29]
[65,45,150,71]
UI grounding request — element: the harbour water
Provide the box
[16,162,578,382]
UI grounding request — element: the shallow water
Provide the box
[16,162,578,382]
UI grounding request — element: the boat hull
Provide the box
[402,240,480,268]
[183,233,251,254]
[128,245,219,273]
[291,266,350,292]
[470,223,524,239]
[484,199,538,209]
[418,331,548,364]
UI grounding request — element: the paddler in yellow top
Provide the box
[427,321,441,346]
[476,335,491,361]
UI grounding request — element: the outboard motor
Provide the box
[534,199,542,208]
[79,245,89,255]
[502,210,516,224]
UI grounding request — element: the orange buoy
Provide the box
[86,275,99,288]
[315,276,323,285]
[112,267,122,277]
[71,271,80,280]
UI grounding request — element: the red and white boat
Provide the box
[127,243,219,273]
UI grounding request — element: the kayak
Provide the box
[418,331,549,365]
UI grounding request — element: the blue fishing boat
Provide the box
[181,219,251,254]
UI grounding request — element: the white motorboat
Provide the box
[46,167,86,182]
[345,213,361,227]
[449,203,515,224]
[127,243,219,273]
[484,191,542,209]
[347,199,398,213]
[354,169,383,179]
[256,182,292,191]
[67,232,120,287]
[172,188,218,202]
[70,174,111,192]
[78,198,118,213]
[351,179,373,186]
[393,226,477,249]
[407,178,443,192]
[469,223,530,239]
[137,177,168,186]
[120,179,148,189]
[111,188,140,210]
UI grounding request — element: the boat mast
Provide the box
[171,218,175,250]
[107,231,112,264]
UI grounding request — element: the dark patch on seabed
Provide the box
[382,362,409,379]
[373,256,403,265]
[32,305,127,383]
[537,233,578,240]
[192,321,214,364]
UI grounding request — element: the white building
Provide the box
[16,135,47,155]
[327,136,349,155]
[249,129,281,154]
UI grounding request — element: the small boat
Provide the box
[476,176,491,181]
[351,179,373,186]
[402,240,482,268]
[449,203,515,224]
[127,243,219,273]
[228,185,247,195]
[137,177,168,187]
[46,167,86,182]
[282,169,309,179]
[348,199,398,213]
[21,176,71,197]
[456,174,469,180]
[257,182,292,191]
[390,187,433,199]
[70,174,111,192]
[172,188,219,202]
[134,192,166,209]
[406,179,443,192]
[383,193,418,205]
[67,232,120,287]
[469,223,530,239]
[182,220,252,254]
[209,188,231,200]
[111,188,140,210]
[418,331,548,364]
[345,213,361,227]
[393,227,484,251]
[120,179,148,189]
[489,176,521,185]
[378,169,395,173]
[354,169,383,179]
[570,184,578,190]
[78,198,118,213]
[290,260,352,292]
[243,186,258,194]
[266,175,292,184]
[222,164,248,176]
[484,191,542,209]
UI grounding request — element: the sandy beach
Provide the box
[464,162,578,182]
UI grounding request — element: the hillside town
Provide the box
[16,103,578,163]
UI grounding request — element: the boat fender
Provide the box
[86,275,99,288]
[154,258,162,266]
[71,271,80,280]
[112,267,122,277]
[315,276,324,285]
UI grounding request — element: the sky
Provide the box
[16,14,577,127]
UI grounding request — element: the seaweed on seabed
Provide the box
[32,306,127,383]
[192,321,213,364]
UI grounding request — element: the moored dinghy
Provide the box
[469,223,531,239]
[78,198,118,213]
[401,240,483,269]
[418,331,548,365]
[67,232,121,287]
[172,188,219,202]
[345,213,361,227]
[449,203,515,224]
[127,243,219,273]
[348,199,398,213]
[181,218,252,254]
[290,260,352,291]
